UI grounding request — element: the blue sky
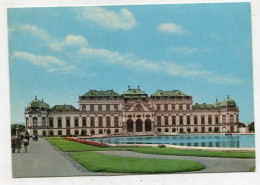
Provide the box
[8,3,254,124]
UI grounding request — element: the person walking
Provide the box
[23,138,29,152]
[35,134,38,142]
[15,135,22,153]
[32,134,35,142]
[11,137,16,153]
[25,134,30,145]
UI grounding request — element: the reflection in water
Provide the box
[87,134,255,148]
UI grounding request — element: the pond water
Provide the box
[87,134,255,148]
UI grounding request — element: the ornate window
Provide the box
[201,116,205,125]
[114,116,119,127]
[58,118,62,128]
[179,104,183,110]
[179,116,183,125]
[106,104,110,111]
[90,117,95,127]
[164,116,168,125]
[215,116,219,124]
[106,117,111,127]
[42,117,46,127]
[172,104,175,110]
[164,104,168,111]
[33,117,37,127]
[74,118,79,128]
[98,104,102,111]
[157,116,161,126]
[82,104,86,111]
[187,116,190,125]
[114,104,118,111]
[157,104,160,110]
[98,117,103,127]
[172,116,176,125]
[194,116,198,125]
[90,104,94,111]
[208,116,212,125]
[66,117,70,127]
[186,104,190,110]
[230,114,234,123]
[222,115,226,123]
[82,117,86,127]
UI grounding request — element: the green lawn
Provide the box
[131,147,255,158]
[69,151,204,173]
[45,137,255,158]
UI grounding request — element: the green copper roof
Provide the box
[82,90,120,97]
[27,96,50,109]
[122,86,148,98]
[221,95,236,107]
[152,90,189,96]
[193,103,214,109]
[51,105,78,111]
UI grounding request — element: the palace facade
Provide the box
[24,86,240,136]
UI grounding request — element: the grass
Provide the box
[45,137,255,158]
[248,166,255,172]
[131,147,255,158]
[69,151,204,173]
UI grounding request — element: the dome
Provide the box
[27,96,50,110]
[212,98,221,108]
[220,95,236,107]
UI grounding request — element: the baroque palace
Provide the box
[24,86,239,136]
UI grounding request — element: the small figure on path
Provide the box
[32,134,35,142]
[11,137,16,153]
[35,134,38,142]
[23,138,29,152]
[15,135,22,153]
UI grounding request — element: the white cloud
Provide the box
[18,24,88,51]
[75,7,137,30]
[157,23,188,35]
[79,46,242,85]
[168,46,211,54]
[12,51,76,72]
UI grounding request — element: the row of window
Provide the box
[156,114,236,125]
[157,127,215,133]
[82,104,119,111]
[42,128,119,136]
[156,104,191,111]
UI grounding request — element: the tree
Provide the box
[248,122,254,133]
[214,127,219,133]
[11,124,25,136]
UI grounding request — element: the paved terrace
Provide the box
[12,138,255,177]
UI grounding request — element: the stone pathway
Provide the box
[98,151,255,173]
[11,138,115,177]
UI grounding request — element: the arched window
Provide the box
[42,130,46,136]
[172,128,176,133]
[98,117,103,127]
[222,115,226,123]
[127,119,133,132]
[186,116,190,125]
[187,127,191,133]
[145,119,152,132]
[157,128,161,132]
[164,116,168,126]
[42,117,46,127]
[99,129,103,134]
[136,119,142,132]
[179,104,183,110]
[208,127,212,132]
[66,117,70,127]
[165,128,169,132]
[33,117,38,127]
[49,130,54,136]
[115,129,119,133]
[230,115,234,123]
[82,117,86,127]
[180,128,184,133]
[172,116,176,125]
[114,116,119,127]
[58,130,62,135]
[106,117,111,127]
[90,129,95,135]
[107,129,111,135]
[90,117,95,127]
[194,127,198,133]
[75,130,79,135]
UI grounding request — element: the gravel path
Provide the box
[98,151,255,173]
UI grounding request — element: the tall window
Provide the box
[186,104,190,110]
[114,104,118,111]
[58,118,62,128]
[208,116,212,125]
[230,115,234,123]
[82,117,86,127]
[42,117,46,127]
[179,104,183,110]
[49,118,53,128]
[114,116,119,127]
[222,115,226,123]
[66,117,70,127]
[164,104,168,111]
[194,116,198,125]
[172,104,175,110]
[90,117,95,127]
[74,118,79,127]
[98,104,102,111]
[215,116,219,124]
[172,116,176,125]
[157,116,161,126]
[82,104,86,111]
[164,116,168,126]
[157,104,160,110]
[187,116,190,125]
[98,117,103,127]
[33,117,38,127]
[201,116,205,125]
[106,117,111,127]
[106,104,110,111]
[90,104,94,111]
